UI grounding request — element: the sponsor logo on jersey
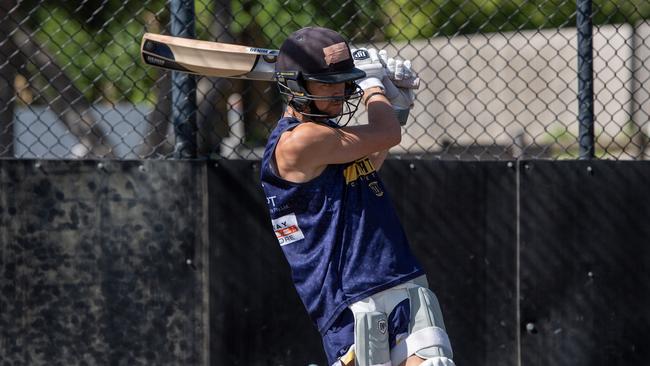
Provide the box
[343,157,376,184]
[271,213,305,246]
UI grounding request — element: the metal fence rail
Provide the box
[0,0,648,160]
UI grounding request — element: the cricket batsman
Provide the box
[260,26,455,366]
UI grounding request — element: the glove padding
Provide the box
[353,47,419,125]
[378,50,417,109]
[352,48,386,91]
[419,356,456,366]
[381,51,420,89]
[351,48,420,89]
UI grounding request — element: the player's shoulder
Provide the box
[276,121,339,163]
[292,120,337,134]
[281,121,338,147]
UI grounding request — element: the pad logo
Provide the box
[271,213,305,246]
[352,49,369,60]
[378,319,387,334]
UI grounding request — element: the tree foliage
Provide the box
[16,0,650,104]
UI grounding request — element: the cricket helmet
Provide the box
[275,27,365,125]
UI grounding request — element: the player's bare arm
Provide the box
[275,83,401,182]
[368,149,390,170]
[274,47,415,182]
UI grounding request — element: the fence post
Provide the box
[577,0,594,159]
[170,0,197,158]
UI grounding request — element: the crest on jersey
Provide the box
[368,181,384,197]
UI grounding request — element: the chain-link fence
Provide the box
[0,0,649,160]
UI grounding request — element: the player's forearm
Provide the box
[363,87,401,147]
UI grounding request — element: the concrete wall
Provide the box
[355,22,650,157]
[9,24,649,160]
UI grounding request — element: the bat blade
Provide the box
[140,33,278,80]
[140,33,419,88]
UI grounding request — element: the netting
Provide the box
[0,0,648,160]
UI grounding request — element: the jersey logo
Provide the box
[368,181,384,196]
[344,157,376,184]
[272,213,305,246]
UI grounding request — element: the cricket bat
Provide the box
[141,33,278,80]
[140,33,420,88]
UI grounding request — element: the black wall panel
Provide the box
[519,161,650,366]
[207,160,518,366]
[207,161,325,366]
[380,160,518,366]
[2,159,649,366]
[0,160,207,365]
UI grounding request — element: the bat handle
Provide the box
[394,107,411,126]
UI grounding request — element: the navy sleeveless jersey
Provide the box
[260,117,424,333]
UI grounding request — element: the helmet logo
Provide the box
[352,49,369,61]
[323,42,350,65]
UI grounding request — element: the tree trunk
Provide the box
[195,0,235,157]
[237,11,282,152]
[140,70,174,158]
[0,63,16,157]
[0,0,17,157]
[139,9,174,158]
[10,24,116,158]
[196,72,231,157]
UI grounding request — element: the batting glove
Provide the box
[381,51,420,89]
[379,51,417,109]
[378,52,418,125]
[352,48,386,91]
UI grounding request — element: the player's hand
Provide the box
[374,50,420,89]
[378,51,418,125]
[381,51,420,89]
[382,75,415,110]
[381,72,416,126]
[352,48,386,91]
